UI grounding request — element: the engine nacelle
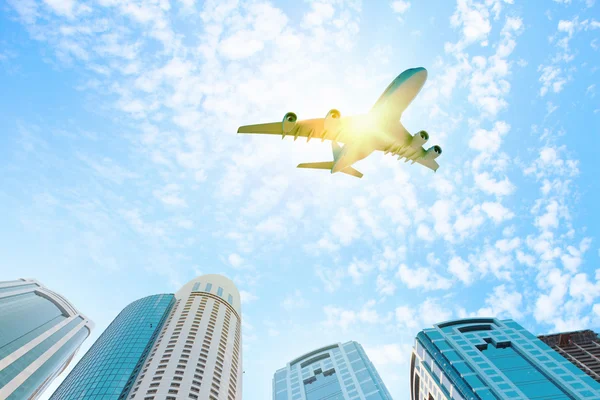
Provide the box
[324,109,342,134]
[282,112,297,134]
[410,130,429,149]
[423,145,442,160]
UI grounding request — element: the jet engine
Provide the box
[410,130,429,149]
[324,109,342,134]
[282,112,297,134]
[423,145,442,160]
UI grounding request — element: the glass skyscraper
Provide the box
[410,318,600,400]
[0,279,93,400]
[273,341,392,400]
[50,294,175,400]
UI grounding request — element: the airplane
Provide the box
[237,67,442,178]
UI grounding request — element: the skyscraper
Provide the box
[0,278,93,400]
[50,294,175,399]
[129,274,242,400]
[273,341,392,400]
[410,318,600,400]
[538,329,600,384]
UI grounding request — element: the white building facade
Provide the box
[0,278,93,400]
[129,274,242,400]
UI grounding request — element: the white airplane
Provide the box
[237,67,441,178]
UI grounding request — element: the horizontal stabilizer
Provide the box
[341,166,363,179]
[297,161,334,170]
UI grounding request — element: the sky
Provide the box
[1,0,600,398]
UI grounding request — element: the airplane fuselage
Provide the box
[331,67,428,174]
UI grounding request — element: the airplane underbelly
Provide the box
[333,142,375,172]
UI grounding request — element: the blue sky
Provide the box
[1,0,600,398]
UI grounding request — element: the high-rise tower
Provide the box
[0,279,93,400]
[273,341,392,400]
[538,329,600,384]
[129,274,242,400]
[50,294,175,399]
[410,318,600,400]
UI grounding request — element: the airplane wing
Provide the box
[238,116,353,143]
[415,157,439,172]
[374,134,441,172]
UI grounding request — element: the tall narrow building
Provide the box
[0,279,93,400]
[129,274,242,400]
[50,294,175,399]
[538,329,600,384]
[410,318,600,400]
[273,341,392,400]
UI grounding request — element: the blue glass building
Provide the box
[411,318,600,400]
[273,341,392,400]
[0,279,93,400]
[50,294,175,400]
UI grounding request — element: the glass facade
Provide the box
[273,341,392,400]
[410,318,600,400]
[50,294,175,400]
[0,279,92,400]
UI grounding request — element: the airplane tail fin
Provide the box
[297,161,334,171]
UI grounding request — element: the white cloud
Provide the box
[348,259,374,284]
[449,0,492,50]
[448,255,473,285]
[474,172,515,196]
[376,274,397,296]
[390,0,410,21]
[316,266,345,293]
[228,253,244,269]
[324,300,390,331]
[482,201,514,223]
[153,184,187,207]
[282,289,308,311]
[240,290,258,304]
[364,343,413,366]
[538,65,567,96]
[475,284,524,319]
[416,224,435,242]
[330,208,360,245]
[469,121,510,153]
[396,264,453,291]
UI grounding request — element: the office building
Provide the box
[410,318,600,400]
[50,294,175,399]
[129,274,242,400]
[0,279,93,399]
[273,341,392,400]
[538,329,600,384]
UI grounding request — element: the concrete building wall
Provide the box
[129,274,242,400]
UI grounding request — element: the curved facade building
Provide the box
[129,274,242,400]
[0,279,93,400]
[50,294,175,400]
[273,341,392,400]
[410,318,600,400]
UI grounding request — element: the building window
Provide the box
[217,287,224,297]
[192,282,201,291]
[227,295,233,305]
[205,283,213,292]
